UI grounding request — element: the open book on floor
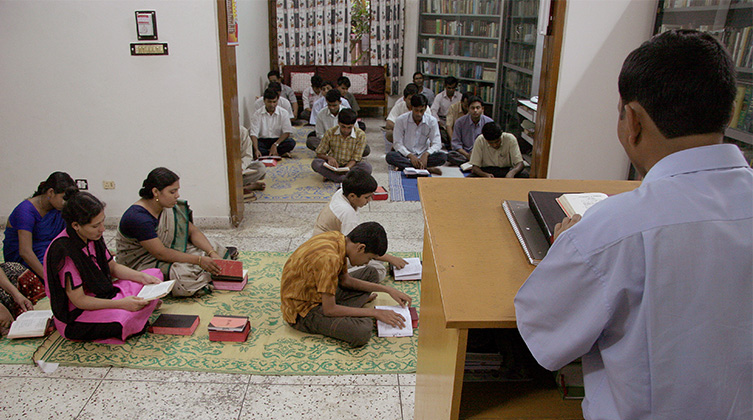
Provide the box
[148,314,200,336]
[7,309,54,339]
[375,306,413,338]
[323,162,349,172]
[393,257,422,281]
[137,280,176,301]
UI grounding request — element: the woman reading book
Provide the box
[44,190,162,343]
[115,167,236,296]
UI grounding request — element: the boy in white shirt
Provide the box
[249,89,295,157]
[300,75,324,122]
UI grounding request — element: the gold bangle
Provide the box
[198,255,202,265]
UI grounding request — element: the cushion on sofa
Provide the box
[290,72,314,93]
[342,72,368,95]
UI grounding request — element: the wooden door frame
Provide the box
[218,0,243,227]
[531,0,566,179]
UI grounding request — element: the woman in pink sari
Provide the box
[44,190,161,344]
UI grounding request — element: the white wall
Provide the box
[236,0,271,128]
[0,1,230,226]
[546,0,656,179]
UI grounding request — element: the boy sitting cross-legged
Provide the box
[281,222,412,347]
[312,169,408,280]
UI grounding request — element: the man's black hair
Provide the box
[323,80,336,89]
[403,83,420,99]
[268,81,282,93]
[338,108,358,125]
[337,76,351,88]
[461,91,473,102]
[618,29,736,138]
[267,70,281,79]
[347,221,388,256]
[482,122,502,141]
[445,76,458,87]
[342,168,377,197]
[311,75,323,88]
[467,95,484,107]
[263,88,278,101]
[413,71,423,79]
[410,93,428,108]
[325,89,342,103]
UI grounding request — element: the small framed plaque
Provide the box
[135,11,158,40]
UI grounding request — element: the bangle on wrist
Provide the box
[198,255,202,265]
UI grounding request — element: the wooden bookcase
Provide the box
[655,0,753,163]
[417,0,504,115]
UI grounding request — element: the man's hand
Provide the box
[408,154,421,169]
[458,149,470,159]
[387,255,409,269]
[419,153,429,169]
[374,308,406,329]
[270,144,279,157]
[388,288,412,307]
[326,156,338,167]
[553,214,582,242]
[483,172,494,178]
[253,148,262,160]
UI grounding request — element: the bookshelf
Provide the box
[499,0,543,147]
[417,0,504,114]
[655,0,753,163]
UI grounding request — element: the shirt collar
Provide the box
[643,144,749,184]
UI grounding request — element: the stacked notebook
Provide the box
[208,315,251,342]
[372,186,388,200]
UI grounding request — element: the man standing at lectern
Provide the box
[515,30,752,419]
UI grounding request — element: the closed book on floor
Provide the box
[373,186,388,200]
[502,200,550,266]
[409,306,419,329]
[213,270,248,291]
[208,315,251,342]
[148,314,200,335]
[528,191,569,244]
[404,168,430,177]
[211,259,244,282]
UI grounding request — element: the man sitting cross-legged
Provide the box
[386,94,447,175]
[249,88,296,157]
[311,108,371,183]
[281,222,412,348]
[447,95,493,166]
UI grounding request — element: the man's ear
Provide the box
[624,102,643,147]
[356,242,366,254]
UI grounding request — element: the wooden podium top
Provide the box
[418,177,640,329]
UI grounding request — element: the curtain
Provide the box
[276,0,350,67]
[369,0,404,93]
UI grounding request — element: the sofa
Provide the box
[282,65,390,117]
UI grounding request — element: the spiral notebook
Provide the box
[502,200,550,265]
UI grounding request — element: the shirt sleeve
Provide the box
[393,116,410,157]
[248,112,261,138]
[427,118,442,154]
[514,232,611,371]
[313,254,343,296]
[280,110,293,134]
[340,210,360,236]
[240,126,254,169]
[451,120,464,151]
[302,88,312,110]
[346,93,360,112]
[285,87,297,106]
[315,109,328,138]
[350,130,366,162]
[8,201,38,232]
[387,102,401,123]
[60,256,83,289]
[119,207,158,242]
[469,135,484,167]
[430,93,442,119]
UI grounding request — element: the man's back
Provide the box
[515,144,753,419]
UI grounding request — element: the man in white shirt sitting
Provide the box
[384,83,432,143]
[252,82,294,119]
[430,76,461,125]
[300,75,324,122]
[267,70,298,119]
[249,89,295,157]
[386,94,446,175]
[309,81,351,126]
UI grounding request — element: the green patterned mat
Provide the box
[254,126,340,203]
[1,251,421,375]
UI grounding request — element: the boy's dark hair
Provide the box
[468,95,484,107]
[445,76,458,86]
[403,83,419,99]
[618,29,736,139]
[267,70,281,79]
[413,71,423,79]
[410,93,428,108]
[33,171,76,197]
[325,89,342,103]
[482,122,502,141]
[342,169,377,197]
[338,108,358,125]
[337,76,351,88]
[311,75,323,88]
[139,167,180,198]
[347,221,388,256]
[267,81,282,93]
[461,91,472,102]
[262,88,278,101]
[62,190,105,226]
[323,80,336,89]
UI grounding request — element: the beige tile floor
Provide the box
[0,118,429,420]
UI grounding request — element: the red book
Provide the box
[410,307,419,329]
[373,186,388,201]
[213,271,248,291]
[208,315,251,342]
[212,259,244,281]
[260,159,278,167]
[148,314,200,336]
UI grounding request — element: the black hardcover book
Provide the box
[149,314,200,335]
[528,191,569,244]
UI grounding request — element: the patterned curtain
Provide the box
[276,0,350,67]
[369,0,404,93]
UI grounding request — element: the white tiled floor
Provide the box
[0,118,425,420]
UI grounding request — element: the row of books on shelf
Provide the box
[663,0,752,8]
[421,18,499,38]
[731,84,753,132]
[511,0,539,16]
[422,0,501,15]
[721,26,753,69]
[507,44,536,69]
[418,59,496,81]
[504,68,533,96]
[420,38,498,59]
[509,22,537,44]
[426,79,495,103]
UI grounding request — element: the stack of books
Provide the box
[208,315,251,342]
[372,186,388,200]
[211,259,248,291]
